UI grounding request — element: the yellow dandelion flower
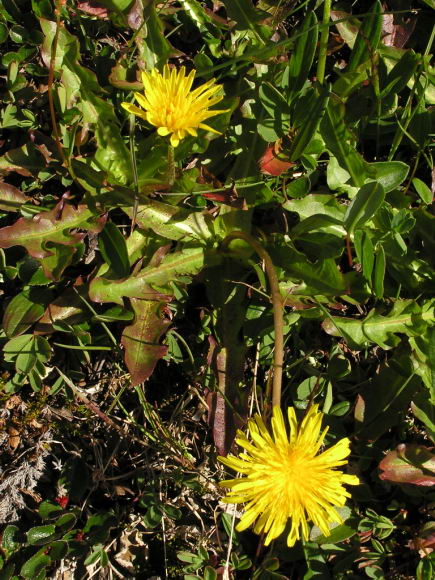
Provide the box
[121,65,228,148]
[218,405,359,547]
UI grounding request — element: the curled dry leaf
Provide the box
[379,444,435,486]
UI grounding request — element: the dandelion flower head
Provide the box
[121,65,228,147]
[219,405,359,547]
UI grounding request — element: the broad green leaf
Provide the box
[12,335,51,375]
[36,287,88,334]
[413,178,433,204]
[98,221,130,278]
[320,97,367,186]
[347,1,382,72]
[291,214,345,238]
[322,300,435,350]
[26,525,57,546]
[47,541,68,561]
[122,297,171,385]
[368,161,409,193]
[3,289,50,337]
[20,550,51,579]
[283,194,347,221]
[344,182,385,233]
[55,513,77,534]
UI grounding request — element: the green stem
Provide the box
[221,231,284,409]
[317,0,331,84]
[167,143,175,187]
[129,113,139,235]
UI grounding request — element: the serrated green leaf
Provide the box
[129,200,214,242]
[90,247,215,304]
[322,300,435,350]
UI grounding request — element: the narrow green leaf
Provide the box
[373,245,385,298]
[289,85,329,162]
[320,97,367,186]
[344,182,385,233]
[98,221,130,278]
[347,1,383,72]
[354,229,374,281]
[283,12,318,102]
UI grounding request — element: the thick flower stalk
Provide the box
[219,405,359,547]
[121,65,228,147]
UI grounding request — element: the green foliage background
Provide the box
[0,0,434,578]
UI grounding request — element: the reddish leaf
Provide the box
[382,13,416,48]
[76,1,109,19]
[259,142,294,176]
[0,201,103,259]
[0,181,30,212]
[121,297,172,386]
[379,444,435,486]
